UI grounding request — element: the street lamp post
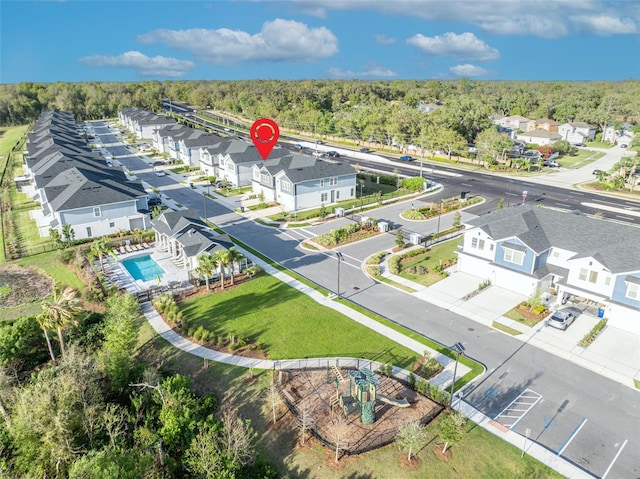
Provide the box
[449,342,466,408]
[203,184,209,220]
[436,199,444,237]
[359,180,365,211]
[336,252,344,298]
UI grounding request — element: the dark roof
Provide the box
[257,154,355,183]
[150,209,208,237]
[464,206,640,274]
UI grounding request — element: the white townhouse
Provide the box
[176,131,221,168]
[153,124,190,154]
[25,111,150,240]
[517,129,562,146]
[457,206,640,334]
[251,154,357,212]
[118,108,176,139]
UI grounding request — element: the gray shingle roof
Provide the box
[464,206,640,273]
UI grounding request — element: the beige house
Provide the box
[527,119,560,133]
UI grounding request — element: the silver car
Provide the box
[546,307,581,330]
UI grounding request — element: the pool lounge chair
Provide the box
[119,246,127,255]
[125,245,134,253]
[142,242,150,249]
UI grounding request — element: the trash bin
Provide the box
[597,307,605,318]
[240,206,245,212]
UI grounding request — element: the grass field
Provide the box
[558,149,605,169]
[180,274,420,368]
[16,251,85,290]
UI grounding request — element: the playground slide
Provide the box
[377,394,410,408]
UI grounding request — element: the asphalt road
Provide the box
[97,120,640,479]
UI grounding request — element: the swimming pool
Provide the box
[122,255,164,282]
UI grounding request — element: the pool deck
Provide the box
[99,244,191,294]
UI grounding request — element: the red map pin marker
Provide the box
[250,118,280,160]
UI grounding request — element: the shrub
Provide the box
[366,265,381,277]
[388,256,402,274]
[378,363,393,377]
[532,305,547,315]
[579,318,607,347]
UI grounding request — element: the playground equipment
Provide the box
[327,362,410,425]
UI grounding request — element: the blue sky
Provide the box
[2,0,639,83]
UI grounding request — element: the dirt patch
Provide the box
[0,265,53,309]
[398,453,421,469]
[279,368,442,457]
[433,445,452,462]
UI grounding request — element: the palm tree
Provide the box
[227,248,243,286]
[195,253,217,291]
[39,287,83,356]
[133,228,144,245]
[213,250,231,291]
[35,311,57,362]
[90,237,111,273]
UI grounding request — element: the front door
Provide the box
[331,190,335,203]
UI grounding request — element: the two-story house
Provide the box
[558,122,597,144]
[527,118,560,133]
[119,108,176,139]
[176,131,221,168]
[217,141,290,187]
[496,115,531,132]
[457,206,640,334]
[152,124,190,154]
[251,154,357,211]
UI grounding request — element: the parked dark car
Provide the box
[546,307,581,330]
[359,147,371,153]
[316,140,324,145]
[620,143,628,148]
[148,197,162,207]
[399,155,413,161]
[326,151,340,158]
[152,160,165,167]
[593,169,603,175]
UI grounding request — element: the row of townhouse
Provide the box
[22,111,151,241]
[119,108,357,212]
[118,107,176,139]
[457,206,640,334]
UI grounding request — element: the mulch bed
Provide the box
[513,302,547,323]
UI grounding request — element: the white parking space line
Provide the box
[616,215,634,221]
[494,389,542,429]
[602,439,628,479]
[556,203,571,208]
[556,418,587,456]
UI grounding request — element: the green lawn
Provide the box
[558,149,605,169]
[397,239,462,287]
[179,274,420,368]
[16,251,84,290]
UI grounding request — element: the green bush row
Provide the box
[579,318,607,347]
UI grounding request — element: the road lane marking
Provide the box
[616,215,634,221]
[582,202,640,218]
[461,183,473,187]
[493,389,542,429]
[602,439,628,479]
[592,199,622,206]
[556,203,572,208]
[556,418,587,456]
[568,191,585,195]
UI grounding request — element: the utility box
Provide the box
[409,233,423,245]
[378,221,389,232]
[360,216,370,226]
[335,207,345,217]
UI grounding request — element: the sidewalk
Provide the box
[377,250,640,389]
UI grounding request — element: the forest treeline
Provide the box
[1,79,639,143]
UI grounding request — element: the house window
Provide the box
[471,238,485,250]
[253,169,260,179]
[261,173,270,184]
[281,180,292,193]
[552,250,559,258]
[336,191,340,199]
[626,282,639,300]
[86,227,92,238]
[350,188,354,196]
[320,179,325,187]
[503,248,524,265]
[93,207,101,217]
[109,222,115,228]
[604,276,611,286]
[330,177,338,186]
[579,268,598,283]
[321,193,328,202]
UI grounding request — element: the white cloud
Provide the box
[570,15,637,35]
[327,63,396,79]
[407,32,499,61]
[375,34,396,45]
[297,1,638,38]
[449,64,494,77]
[137,19,338,64]
[79,51,194,77]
